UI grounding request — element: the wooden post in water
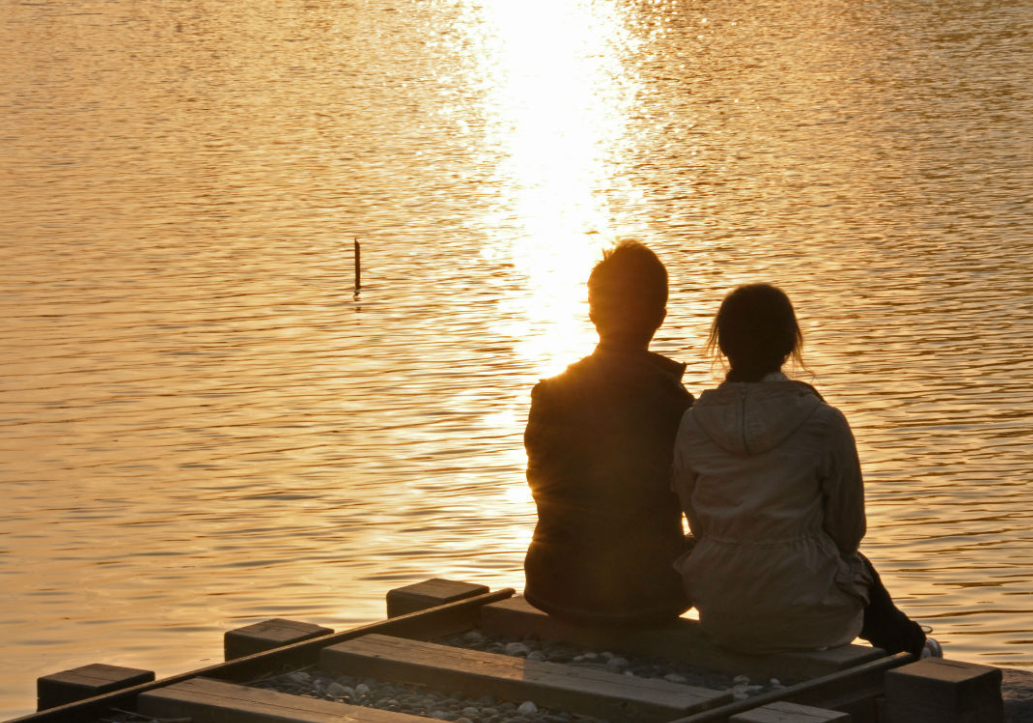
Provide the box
[354,238,361,292]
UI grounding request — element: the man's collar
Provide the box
[594,341,687,379]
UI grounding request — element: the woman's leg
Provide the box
[858,554,927,657]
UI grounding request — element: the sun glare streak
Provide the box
[465,0,641,377]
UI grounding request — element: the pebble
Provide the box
[663,673,687,684]
[518,701,538,715]
[326,681,351,698]
[505,642,531,656]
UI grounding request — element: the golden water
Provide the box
[2,0,1032,716]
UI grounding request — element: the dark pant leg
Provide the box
[858,553,927,657]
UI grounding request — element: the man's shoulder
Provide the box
[531,350,692,407]
[530,355,595,394]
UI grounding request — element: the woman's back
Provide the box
[673,378,871,652]
[674,282,933,658]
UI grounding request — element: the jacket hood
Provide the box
[689,380,822,456]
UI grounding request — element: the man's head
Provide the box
[587,241,668,347]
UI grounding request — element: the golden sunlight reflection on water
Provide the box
[469,0,640,377]
[2,0,1033,717]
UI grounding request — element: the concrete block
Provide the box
[37,663,155,710]
[385,578,489,617]
[224,618,333,660]
[884,657,1003,723]
[730,701,851,722]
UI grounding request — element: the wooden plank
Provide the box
[321,633,732,722]
[481,596,884,681]
[386,579,490,618]
[730,701,850,722]
[138,678,420,723]
[7,587,515,723]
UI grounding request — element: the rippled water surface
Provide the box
[2,0,1033,717]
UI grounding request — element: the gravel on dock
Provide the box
[251,628,784,723]
[257,668,598,723]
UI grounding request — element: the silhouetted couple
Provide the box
[523,241,938,659]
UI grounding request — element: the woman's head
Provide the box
[707,283,804,382]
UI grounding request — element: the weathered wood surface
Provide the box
[138,678,421,723]
[481,596,884,681]
[322,633,732,722]
[729,700,850,722]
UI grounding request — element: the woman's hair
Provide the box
[705,283,804,382]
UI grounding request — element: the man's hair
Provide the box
[588,241,668,339]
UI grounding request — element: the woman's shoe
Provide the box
[921,637,944,659]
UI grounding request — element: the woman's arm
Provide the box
[820,407,867,554]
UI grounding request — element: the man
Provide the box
[523,241,694,625]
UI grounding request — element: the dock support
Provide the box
[37,663,154,711]
[224,619,333,660]
[884,658,1003,723]
[386,578,490,618]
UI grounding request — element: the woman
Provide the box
[671,283,940,658]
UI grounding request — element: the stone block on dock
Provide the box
[224,618,333,660]
[480,595,883,681]
[730,700,851,722]
[37,663,155,710]
[884,657,1003,723]
[386,578,490,617]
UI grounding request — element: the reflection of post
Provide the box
[354,238,361,292]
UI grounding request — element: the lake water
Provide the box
[2,0,1032,717]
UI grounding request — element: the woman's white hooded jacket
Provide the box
[672,378,872,652]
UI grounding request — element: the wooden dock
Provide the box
[8,579,1005,723]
